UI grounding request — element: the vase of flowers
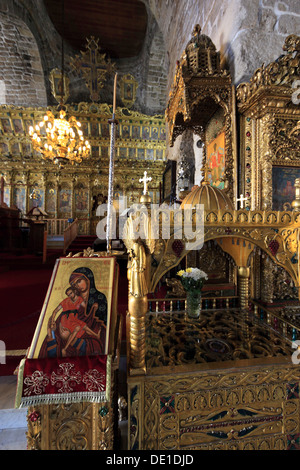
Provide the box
[177,268,208,319]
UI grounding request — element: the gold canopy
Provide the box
[180,180,234,211]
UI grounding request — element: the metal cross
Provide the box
[139,171,152,195]
[71,37,115,102]
[237,194,248,209]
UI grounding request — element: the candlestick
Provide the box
[113,73,118,115]
[107,73,118,253]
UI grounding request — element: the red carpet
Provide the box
[0,267,54,375]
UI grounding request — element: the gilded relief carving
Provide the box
[26,402,114,450]
[132,364,300,450]
[237,35,300,211]
[165,26,237,202]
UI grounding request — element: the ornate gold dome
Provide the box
[181,180,234,211]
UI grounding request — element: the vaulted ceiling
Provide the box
[44,0,148,59]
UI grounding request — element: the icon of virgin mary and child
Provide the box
[39,267,108,358]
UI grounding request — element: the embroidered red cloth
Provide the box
[17,355,110,407]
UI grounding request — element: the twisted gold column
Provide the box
[128,295,147,374]
[237,266,250,309]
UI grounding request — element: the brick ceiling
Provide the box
[44,0,148,59]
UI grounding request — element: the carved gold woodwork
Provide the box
[125,33,300,453]
[128,360,300,450]
[147,208,300,294]
[25,313,123,451]
[165,25,237,202]
[70,36,115,102]
[237,34,300,211]
[26,402,114,450]
[0,103,166,229]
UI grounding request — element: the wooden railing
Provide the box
[45,218,70,236]
[63,218,78,254]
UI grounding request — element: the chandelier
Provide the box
[29,109,91,166]
[29,0,90,166]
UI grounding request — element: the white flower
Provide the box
[181,267,208,281]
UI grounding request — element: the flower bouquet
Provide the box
[177,268,208,318]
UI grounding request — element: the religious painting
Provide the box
[0,143,9,155]
[156,149,164,160]
[151,127,159,140]
[101,146,108,158]
[12,119,24,134]
[91,121,99,137]
[13,186,26,213]
[132,125,140,139]
[128,147,136,158]
[29,185,44,210]
[101,123,110,138]
[59,187,72,213]
[35,120,46,136]
[206,131,226,189]
[81,121,89,137]
[272,166,300,210]
[21,143,32,156]
[49,68,70,104]
[159,127,166,141]
[10,142,20,155]
[74,186,89,213]
[120,74,138,109]
[1,118,12,134]
[24,119,34,134]
[121,125,130,139]
[118,147,126,158]
[27,257,118,359]
[46,187,56,213]
[142,126,150,140]
[146,148,154,160]
[137,148,145,160]
[91,146,100,157]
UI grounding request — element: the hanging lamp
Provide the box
[29,0,90,166]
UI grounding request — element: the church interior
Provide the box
[1,0,300,452]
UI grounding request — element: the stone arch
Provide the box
[0,11,47,106]
[0,0,65,105]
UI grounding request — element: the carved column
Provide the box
[237,266,250,309]
[128,295,147,374]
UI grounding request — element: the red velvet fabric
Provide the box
[20,354,107,403]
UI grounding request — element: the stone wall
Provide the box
[0,11,46,106]
[0,0,168,115]
[145,0,300,162]
[146,0,300,89]
[0,1,298,119]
